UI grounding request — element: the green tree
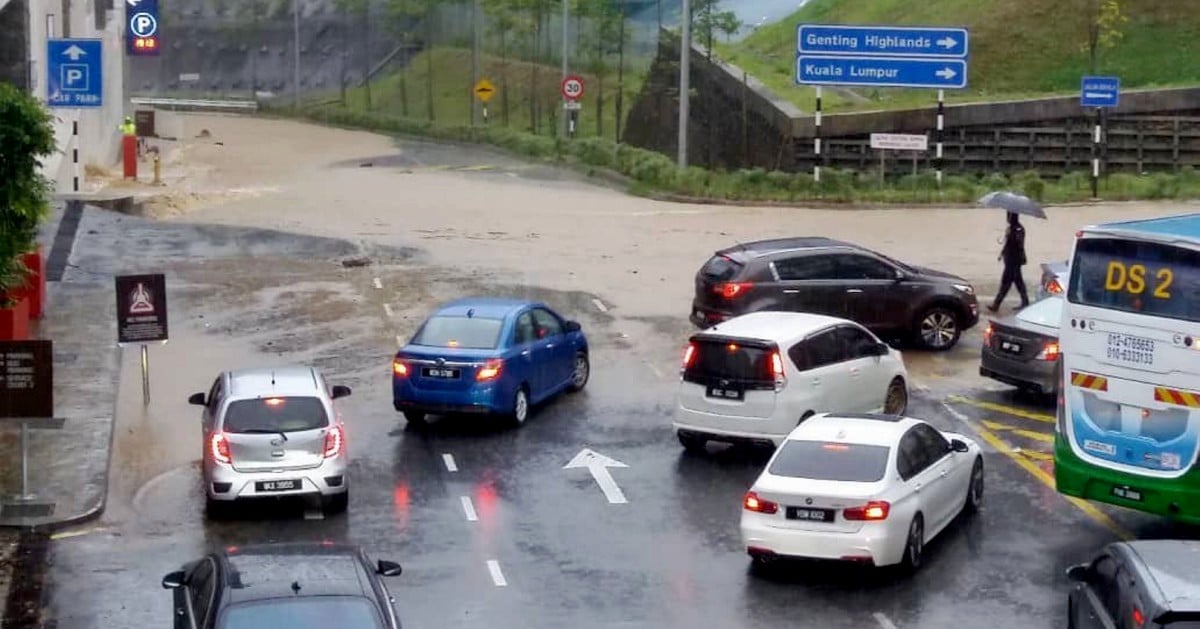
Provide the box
[715,10,741,43]
[0,84,54,304]
[1083,0,1128,73]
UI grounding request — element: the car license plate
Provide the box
[1106,333,1155,366]
[256,479,300,492]
[1111,485,1143,502]
[786,507,833,522]
[1000,340,1022,353]
[706,386,744,401]
[422,367,460,379]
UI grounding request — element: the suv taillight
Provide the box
[713,282,753,299]
[769,350,787,391]
[210,432,232,465]
[324,425,344,458]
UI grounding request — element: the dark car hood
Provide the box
[908,264,968,283]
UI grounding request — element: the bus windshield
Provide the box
[1067,237,1200,324]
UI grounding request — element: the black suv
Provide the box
[162,542,404,629]
[690,237,980,350]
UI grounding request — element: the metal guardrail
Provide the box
[130,97,260,112]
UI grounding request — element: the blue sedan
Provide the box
[392,298,590,427]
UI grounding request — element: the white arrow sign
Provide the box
[937,37,957,49]
[127,0,143,6]
[564,448,628,504]
[62,45,88,60]
[936,67,958,80]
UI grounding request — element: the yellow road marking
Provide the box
[456,165,498,171]
[50,526,106,540]
[980,419,1054,444]
[1017,449,1053,461]
[947,395,1056,425]
[941,402,1134,541]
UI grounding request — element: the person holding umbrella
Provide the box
[976,191,1046,312]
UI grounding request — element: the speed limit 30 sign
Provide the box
[561,75,585,101]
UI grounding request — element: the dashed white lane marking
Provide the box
[645,361,664,379]
[591,298,609,313]
[460,496,478,521]
[442,453,458,472]
[373,277,383,289]
[873,612,898,629]
[383,303,394,317]
[487,560,508,587]
[396,335,404,348]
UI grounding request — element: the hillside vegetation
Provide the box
[717,0,1200,113]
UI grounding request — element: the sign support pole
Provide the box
[72,119,80,192]
[1091,107,1101,199]
[141,344,150,405]
[814,86,822,183]
[18,421,31,501]
[677,0,690,168]
[935,89,944,187]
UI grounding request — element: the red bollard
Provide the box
[123,135,138,179]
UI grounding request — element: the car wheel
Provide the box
[900,515,924,572]
[883,377,908,415]
[916,307,961,351]
[509,386,530,427]
[568,352,590,392]
[403,410,427,426]
[323,491,349,515]
[965,457,984,514]
[677,431,707,452]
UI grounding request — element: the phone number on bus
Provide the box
[1107,333,1156,365]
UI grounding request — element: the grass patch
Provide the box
[718,0,1200,113]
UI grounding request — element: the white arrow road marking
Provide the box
[373,277,382,289]
[460,496,478,521]
[591,298,609,313]
[564,448,629,504]
[62,45,87,60]
[486,560,508,586]
[874,612,899,629]
[937,37,956,49]
[935,67,958,80]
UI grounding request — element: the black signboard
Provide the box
[0,341,53,419]
[116,273,169,344]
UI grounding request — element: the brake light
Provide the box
[210,432,231,465]
[769,350,786,390]
[743,491,778,514]
[1045,278,1063,294]
[982,323,993,345]
[476,359,502,381]
[843,500,890,521]
[324,425,344,458]
[1036,341,1060,361]
[682,343,697,370]
[1132,607,1144,627]
[264,397,285,406]
[392,359,408,376]
[714,282,753,299]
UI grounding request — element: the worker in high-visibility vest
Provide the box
[120,116,136,137]
[120,116,139,179]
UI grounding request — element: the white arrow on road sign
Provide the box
[937,37,957,49]
[935,67,958,80]
[564,448,628,504]
[126,0,143,6]
[62,45,88,60]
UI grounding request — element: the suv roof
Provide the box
[788,413,922,447]
[698,311,856,344]
[225,366,322,399]
[1120,540,1200,612]
[219,542,375,604]
[716,237,856,259]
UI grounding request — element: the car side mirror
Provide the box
[564,320,582,333]
[188,392,206,406]
[162,570,186,589]
[871,342,890,356]
[1066,564,1091,583]
[894,269,906,281]
[377,560,403,577]
[949,438,970,453]
[331,385,352,399]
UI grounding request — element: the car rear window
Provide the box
[700,255,743,282]
[684,338,776,385]
[218,597,384,629]
[411,315,504,349]
[223,397,329,434]
[768,440,891,482]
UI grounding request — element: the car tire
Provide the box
[900,514,924,572]
[964,457,984,514]
[323,491,349,515]
[677,431,707,452]
[509,386,530,427]
[568,352,590,392]
[403,410,427,426]
[915,306,961,351]
[883,377,908,415]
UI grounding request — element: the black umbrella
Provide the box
[976,191,1048,219]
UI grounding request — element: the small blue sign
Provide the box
[1081,75,1120,108]
[46,38,104,108]
[126,0,161,56]
[796,55,968,89]
[798,24,969,59]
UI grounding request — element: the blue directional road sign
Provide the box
[1081,76,1120,108]
[798,24,969,59]
[797,55,968,89]
[126,0,161,56]
[46,38,104,108]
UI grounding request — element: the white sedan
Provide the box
[740,412,984,571]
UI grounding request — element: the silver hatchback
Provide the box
[188,366,352,518]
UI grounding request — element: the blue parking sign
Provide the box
[46,39,104,108]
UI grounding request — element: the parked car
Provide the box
[392,297,589,427]
[1039,260,1069,299]
[672,311,909,451]
[1067,540,1200,629]
[162,542,404,629]
[979,295,1063,395]
[740,412,983,571]
[690,237,979,350]
[188,366,352,519]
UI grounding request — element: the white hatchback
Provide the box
[740,413,984,571]
[673,311,910,450]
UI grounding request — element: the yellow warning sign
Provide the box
[474,78,496,103]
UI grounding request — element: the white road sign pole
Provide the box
[677,0,690,168]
